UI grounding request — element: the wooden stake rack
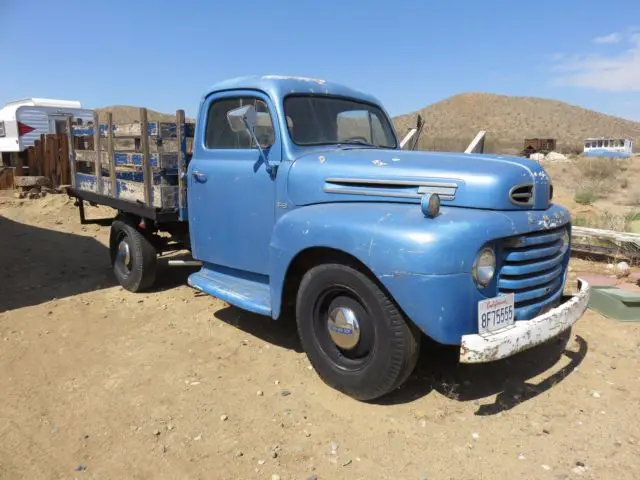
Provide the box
[68,109,194,213]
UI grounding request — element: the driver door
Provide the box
[187,91,281,275]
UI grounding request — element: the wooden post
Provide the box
[107,112,115,197]
[93,111,102,194]
[30,140,39,176]
[37,135,45,176]
[66,117,75,187]
[13,152,24,177]
[140,108,153,206]
[25,149,33,175]
[176,109,186,215]
[44,135,55,187]
[59,132,69,185]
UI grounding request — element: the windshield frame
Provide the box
[282,93,399,149]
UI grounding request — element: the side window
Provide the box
[205,97,275,149]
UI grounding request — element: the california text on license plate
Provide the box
[478,293,515,335]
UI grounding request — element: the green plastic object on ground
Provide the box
[588,286,640,322]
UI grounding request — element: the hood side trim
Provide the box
[325,177,459,188]
[324,177,458,201]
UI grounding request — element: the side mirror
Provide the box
[227,105,257,133]
[226,104,276,176]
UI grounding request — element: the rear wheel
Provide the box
[109,219,157,292]
[296,263,421,401]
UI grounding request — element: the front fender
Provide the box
[269,202,571,344]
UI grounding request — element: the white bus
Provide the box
[583,137,633,158]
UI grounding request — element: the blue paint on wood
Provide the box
[72,121,195,138]
[114,170,178,185]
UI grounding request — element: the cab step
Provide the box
[187,264,271,316]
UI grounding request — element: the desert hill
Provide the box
[392,92,640,152]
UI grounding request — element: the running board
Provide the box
[187,265,271,316]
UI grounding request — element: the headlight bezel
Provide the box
[472,246,497,288]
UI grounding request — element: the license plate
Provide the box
[478,293,515,335]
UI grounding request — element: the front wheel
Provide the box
[296,263,421,401]
[109,219,157,292]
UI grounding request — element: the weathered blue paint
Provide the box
[75,172,179,209]
[267,202,570,344]
[72,122,195,138]
[287,149,551,210]
[113,152,179,169]
[187,88,281,276]
[188,264,271,316]
[111,169,178,184]
[176,75,581,348]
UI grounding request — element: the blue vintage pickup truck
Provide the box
[68,75,591,401]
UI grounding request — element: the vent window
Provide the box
[510,184,533,205]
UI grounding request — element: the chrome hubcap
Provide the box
[327,307,360,350]
[116,239,131,272]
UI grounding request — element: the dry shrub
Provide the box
[570,157,625,200]
[628,191,640,206]
[574,187,598,205]
[575,157,623,181]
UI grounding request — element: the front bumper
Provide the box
[459,278,591,363]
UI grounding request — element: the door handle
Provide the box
[191,170,207,182]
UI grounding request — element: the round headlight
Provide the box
[473,247,496,288]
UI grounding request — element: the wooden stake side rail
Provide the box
[69,108,193,214]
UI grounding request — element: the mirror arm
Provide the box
[243,117,275,175]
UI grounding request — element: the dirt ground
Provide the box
[1,194,640,480]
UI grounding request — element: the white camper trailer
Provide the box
[0,98,94,166]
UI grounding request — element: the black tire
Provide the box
[296,263,421,401]
[109,219,157,292]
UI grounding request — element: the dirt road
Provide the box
[1,194,639,480]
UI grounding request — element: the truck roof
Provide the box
[202,75,382,106]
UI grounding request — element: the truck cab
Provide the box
[102,75,591,401]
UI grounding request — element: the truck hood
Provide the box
[286,148,553,210]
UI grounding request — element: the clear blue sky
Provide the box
[1,0,639,120]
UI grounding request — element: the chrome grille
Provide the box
[498,226,569,319]
[509,184,534,206]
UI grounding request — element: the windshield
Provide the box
[283,95,397,148]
